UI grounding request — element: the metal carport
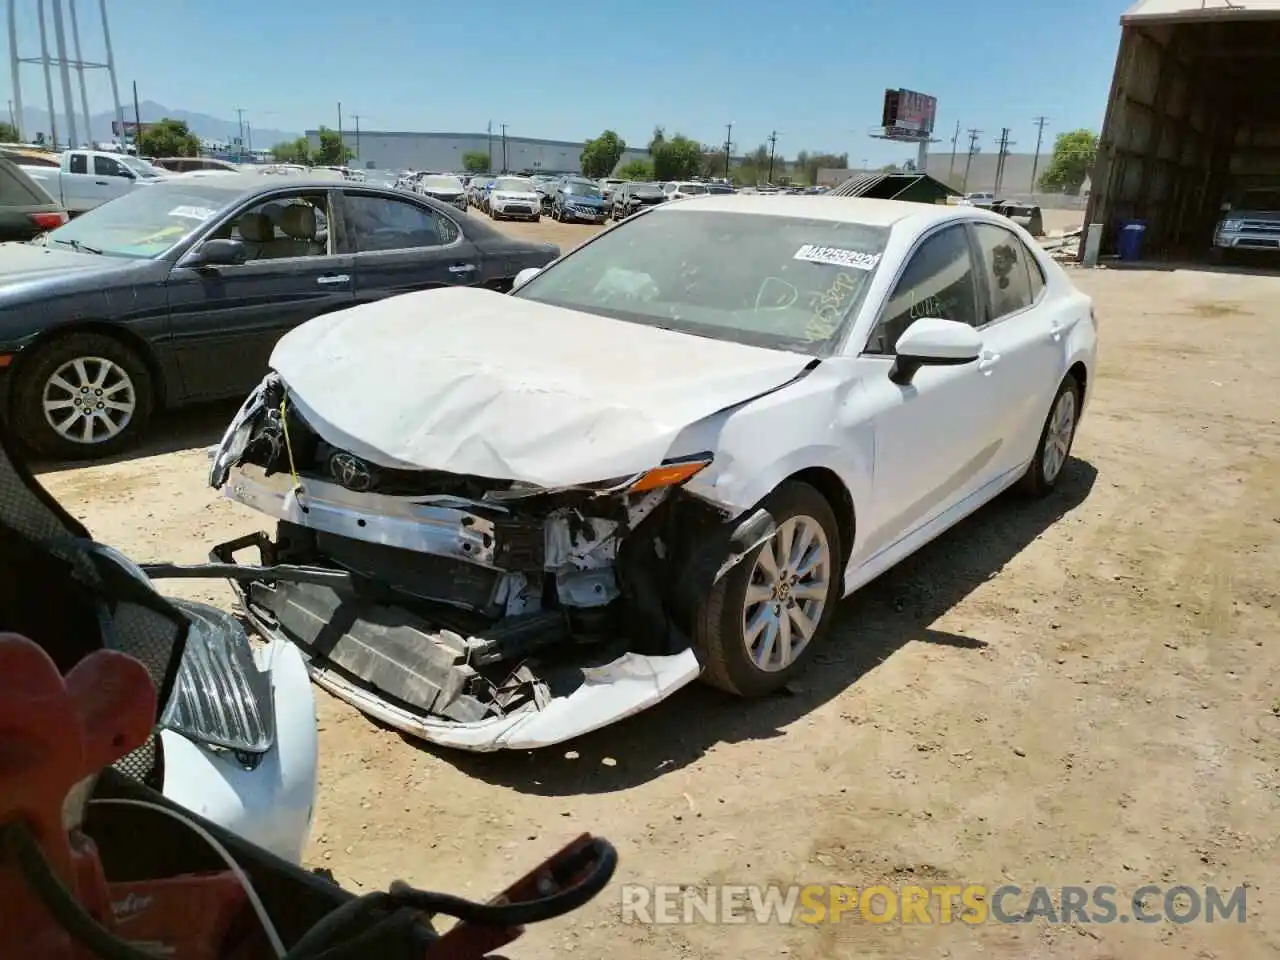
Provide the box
[1084,0,1280,260]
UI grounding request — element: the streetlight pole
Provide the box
[500,122,508,173]
[767,130,778,184]
[723,122,733,178]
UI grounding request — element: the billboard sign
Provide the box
[881,88,937,138]
[111,120,153,136]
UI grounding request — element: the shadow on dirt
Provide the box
[28,400,241,475]
[427,457,1099,796]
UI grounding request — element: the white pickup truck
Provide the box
[18,150,166,215]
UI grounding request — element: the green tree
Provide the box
[0,121,19,142]
[701,150,727,178]
[462,150,491,174]
[648,126,666,155]
[796,151,849,187]
[136,118,201,158]
[1037,129,1098,194]
[271,137,311,164]
[651,133,702,181]
[312,126,353,165]
[616,158,654,180]
[580,130,626,179]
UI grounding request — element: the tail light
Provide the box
[29,211,69,230]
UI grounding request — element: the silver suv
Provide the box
[1213,187,1280,261]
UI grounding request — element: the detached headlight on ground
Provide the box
[161,599,276,755]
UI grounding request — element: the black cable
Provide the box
[3,820,618,960]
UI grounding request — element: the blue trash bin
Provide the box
[1118,220,1146,261]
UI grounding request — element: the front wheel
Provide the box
[693,481,842,697]
[1018,375,1081,497]
[12,331,154,460]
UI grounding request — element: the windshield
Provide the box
[676,183,708,194]
[564,181,602,197]
[421,175,464,191]
[119,155,165,179]
[514,209,888,355]
[41,183,230,258]
[495,177,535,192]
[1238,189,1280,212]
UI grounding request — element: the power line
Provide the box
[961,128,981,193]
[1030,116,1049,193]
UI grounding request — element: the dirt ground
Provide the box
[33,211,1280,959]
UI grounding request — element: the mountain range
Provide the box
[11,99,301,147]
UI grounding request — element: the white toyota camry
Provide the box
[208,195,1097,750]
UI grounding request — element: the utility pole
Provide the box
[961,128,981,193]
[6,99,13,133]
[37,0,58,148]
[948,119,961,177]
[1029,116,1049,194]
[766,130,778,184]
[235,107,245,160]
[500,122,508,173]
[353,113,361,161]
[723,122,733,178]
[487,120,493,171]
[993,127,1015,197]
[337,101,343,161]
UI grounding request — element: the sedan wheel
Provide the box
[1019,375,1081,497]
[13,331,154,460]
[694,481,842,696]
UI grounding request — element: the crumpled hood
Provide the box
[268,286,815,487]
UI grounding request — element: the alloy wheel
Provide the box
[1042,388,1077,483]
[742,515,832,672]
[41,356,137,445]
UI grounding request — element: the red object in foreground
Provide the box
[29,211,69,230]
[0,633,255,959]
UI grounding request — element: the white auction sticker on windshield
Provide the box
[168,205,217,221]
[793,244,881,270]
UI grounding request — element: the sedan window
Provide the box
[867,224,979,355]
[344,194,457,252]
[972,222,1034,323]
[212,193,330,261]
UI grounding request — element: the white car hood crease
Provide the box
[269,286,816,487]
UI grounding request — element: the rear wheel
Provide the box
[693,481,842,696]
[12,331,154,460]
[1018,375,1081,497]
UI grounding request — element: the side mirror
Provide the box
[184,238,248,268]
[512,267,542,291]
[118,168,136,180]
[889,318,982,385]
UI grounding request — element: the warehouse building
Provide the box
[1085,0,1280,259]
[306,129,651,175]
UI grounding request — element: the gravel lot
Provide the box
[33,210,1280,959]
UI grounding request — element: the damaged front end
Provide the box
[204,376,773,751]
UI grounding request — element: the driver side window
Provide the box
[212,192,330,262]
[94,155,126,178]
[865,224,979,355]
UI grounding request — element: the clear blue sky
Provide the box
[7,0,1127,164]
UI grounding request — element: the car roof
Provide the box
[652,193,977,228]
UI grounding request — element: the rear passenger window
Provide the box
[867,224,979,354]
[973,223,1034,322]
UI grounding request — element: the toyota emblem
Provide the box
[329,452,374,492]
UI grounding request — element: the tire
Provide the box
[693,481,842,697]
[532,214,540,223]
[12,331,154,460]
[1018,374,1082,497]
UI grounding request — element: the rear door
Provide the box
[165,188,355,401]
[967,221,1067,475]
[337,190,483,303]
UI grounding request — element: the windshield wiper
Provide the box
[51,237,104,255]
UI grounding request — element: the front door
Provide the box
[165,189,354,401]
[338,191,482,303]
[853,223,1004,563]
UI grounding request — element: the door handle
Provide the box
[449,263,477,274]
[94,180,109,186]
[1048,319,1064,341]
[316,274,350,286]
[978,350,1001,374]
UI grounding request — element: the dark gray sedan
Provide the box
[0,173,558,459]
